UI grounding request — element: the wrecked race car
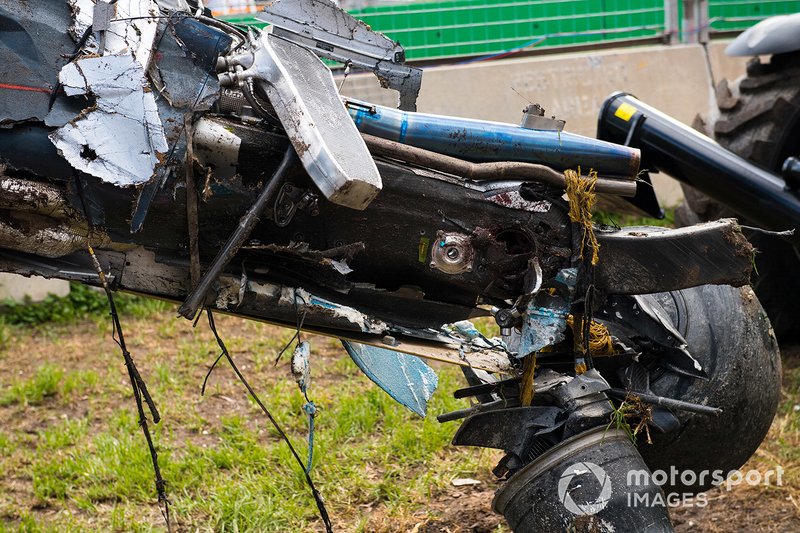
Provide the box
[0,0,783,531]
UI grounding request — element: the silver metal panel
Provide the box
[726,13,800,56]
[244,33,382,210]
[257,0,422,111]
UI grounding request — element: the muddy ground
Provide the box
[0,310,798,532]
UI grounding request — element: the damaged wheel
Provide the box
[454,282,779,532]
[494,426,673,533]
[636,284,781,493]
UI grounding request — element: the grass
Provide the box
[608,395,653,446]
[593,207,676,229]
[0,283,170,327]
[0,366,62,407]
[0,302,505,532]
[0,318,10,353]
[0,366,99,407]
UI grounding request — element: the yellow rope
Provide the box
[520,353,537,406]
[564,168,600,265]
[566,315,615,356]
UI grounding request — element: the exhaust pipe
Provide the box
[597,92,800,242]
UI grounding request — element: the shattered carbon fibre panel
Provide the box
[150,15,230,109]
[0,174,113,258]
[51,54,169,186]
[102,0,161,70]
[0,125,74,180]
[0,175,79,219]
[67,0,95,43]
[0,246,513,373]
[593,219,754,294]
[50,0,168,187]
[0,216,110,259]
[68,0,161,64]
[130,15,233,232]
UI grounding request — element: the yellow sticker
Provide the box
[418,236,430,263]
[614,102,638,122]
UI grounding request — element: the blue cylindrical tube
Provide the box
[345,99,640,179]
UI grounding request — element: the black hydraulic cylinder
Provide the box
[597,92,800,241]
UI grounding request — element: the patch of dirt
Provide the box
[360,484,508,533]
[671,485,800,532]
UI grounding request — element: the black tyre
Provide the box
[677,51,800,340]
[638,284,781,493]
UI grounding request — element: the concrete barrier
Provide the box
[0,273,70,303]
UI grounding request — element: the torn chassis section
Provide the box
[0,118,752,371]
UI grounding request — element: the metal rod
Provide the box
[437,398,520,423]
[453,377,520,399]
[361,133,637,197]
[607,388,722,417]
[178,146,297,320]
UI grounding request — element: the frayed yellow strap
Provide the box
[564,168,600,265]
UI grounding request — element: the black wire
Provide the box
[273,330,300,367]
[243,78,283,128]
[74,174,171,531]
[87,246,171,532]
[273,291,308,366]
[201,350,226,395]
[204,309,333,532]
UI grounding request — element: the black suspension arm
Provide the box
[178,146,297,320]
[598,92,800,243]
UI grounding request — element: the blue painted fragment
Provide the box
[309,296,338,309]
[518,299,569,357]
[342,340,438,417]
[516,266,578,356]
[453,320,481,340]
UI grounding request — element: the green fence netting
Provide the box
[221,0,799,62]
